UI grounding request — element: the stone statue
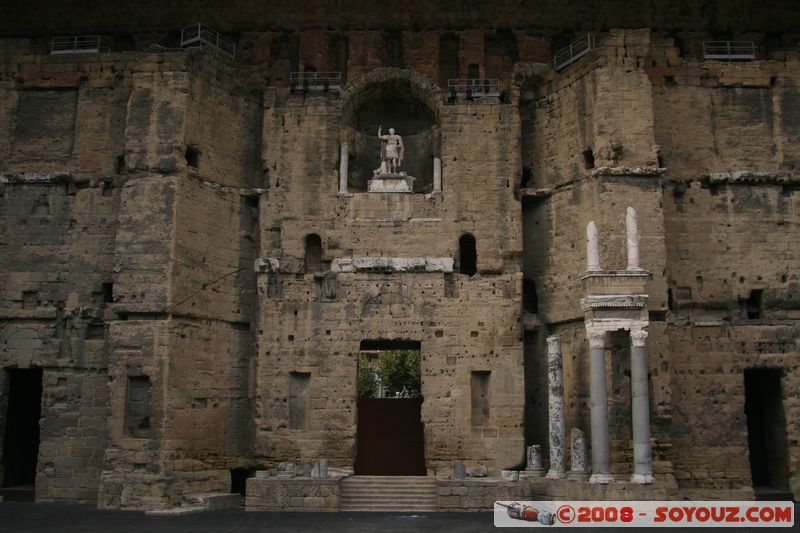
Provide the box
[377,125,404,175]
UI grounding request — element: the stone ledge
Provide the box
[591,166,665,178]
[332,257,454,273]
[1,171,73,184]
[580,294,649,311]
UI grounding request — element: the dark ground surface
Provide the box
[0,502,798,532]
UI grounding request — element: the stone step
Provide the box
[342,480,436,486]
[341,487,437,495]
[340,504,438,512]
[339,476,437,512]
[145,506,206,516]
[0,485,35,502]
[340,493,435,502]
[184,492,243,510]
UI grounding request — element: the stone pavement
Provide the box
[1,502,798,532]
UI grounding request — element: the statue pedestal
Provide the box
[368,173,415,193]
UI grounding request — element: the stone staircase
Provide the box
[340,476,437,512]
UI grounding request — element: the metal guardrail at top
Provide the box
[447,79,501,98]
[553,34,596,71]
[702,41,757,61]
[50,36,101,55]
[180,24,236,59]
[289,72,343,92]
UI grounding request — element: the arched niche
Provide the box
[514,67,550,190]
[340,69,443,193]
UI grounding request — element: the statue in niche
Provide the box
[376,125,404,175]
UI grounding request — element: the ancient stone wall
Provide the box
[1,12,799,508]
[254,67,525,475]
[0,176,119,502]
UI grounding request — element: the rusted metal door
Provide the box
[355,398,426,475]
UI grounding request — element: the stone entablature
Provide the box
[331,257,454,273]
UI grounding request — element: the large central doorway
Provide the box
[2,368,43,501]
[355,340,426,476]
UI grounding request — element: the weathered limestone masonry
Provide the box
[254,67,525,474]
[0,2,799,509]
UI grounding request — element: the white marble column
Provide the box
[587,329,613,483]
[546,336,566,479]
[630,328,655,483]
[586,221,601,271]
[338,142,349,195]
[525,445,545,477]
[433,157,442,194]
[626,207,641,270]
[567,428,590,481]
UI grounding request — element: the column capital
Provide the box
[630,328,648,347]
[546,335,561,352]
[586,329,605,349]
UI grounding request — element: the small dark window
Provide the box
[467,63,480,80]
[521,167,533,188]
[185,146,200,169]
[583,148,595,169]
[115,155,126,174]
[102,282,114,303]
[304,234,323,273]
[459,234,477,276]
[747,289,764,319]
[523,278,538,313]
[385,30,404,68]
[85,321,105,340]
[329,35,349,83]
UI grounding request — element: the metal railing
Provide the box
[447,78,501,98]
[180,24,236,59]
[702,41,756,61]
[50,35,101,55]
[553,34,596,71]
[289,72,342,92]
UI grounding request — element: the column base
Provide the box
[520,468,546,478]
[338,192,353,198]
[567,470,590,481]
[545,469,566,480]
[630,473,655,484]
[589,473,614,484]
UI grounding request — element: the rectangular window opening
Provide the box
[288,372,310,429]
[470,371,491,426]
[125,375,151,438]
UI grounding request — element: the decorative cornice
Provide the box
[580,294,648,311]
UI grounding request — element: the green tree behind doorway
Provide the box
[357,349,421,399]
